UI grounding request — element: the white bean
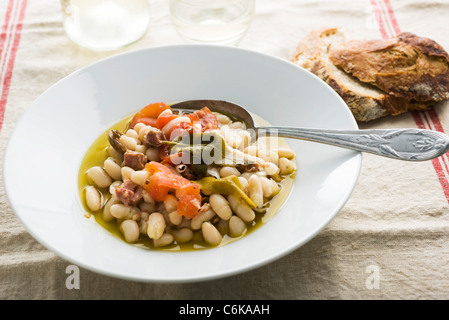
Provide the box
[228,215,246,237]
[244,146,258,156]
[168,211,183,226]
[226,134,242,149]
[85,186,101,212]
[191,208,216,230]
[110,204,139,220]
[209,194,232,220]
[146,147,160,161]
[238,176,249,191]
[278,157,296,175]
[153,233,174,247]
[120,220,140,243]
[256,170,267,177]
[120,134,139,150]
[227,194,255,222]
[170,228,193,243]
[108,146,123,163]
[138,212,149,234]
[259,177,273,198]
[164,194,178,213]
[109,180,122,199]
[142,189,155,205]
[121,166,135,181]
[219,166,241,178]
[110,204,138,220]
[271,180,281,196]
[125,129,139,140]
[264,162,280,176]
[86,166,112,189]
[238,130,252,149]
[147,212,166,240]
[133,122,145,135]
[135,145,147,154]
[202,222,222,246]
[240,172,253,181]
[248,175,264,208]
[217,114,231,124]
[258,149,279,164]
[130,170,150,186]
[103,157,122,181]
[230,121,244,129]
[103,198,119,222]
[276,147,295,159]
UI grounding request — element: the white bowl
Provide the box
[3,45,361,283]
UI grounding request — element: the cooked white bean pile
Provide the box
[83,112,296,249]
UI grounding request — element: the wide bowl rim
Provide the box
[2,44,362,283]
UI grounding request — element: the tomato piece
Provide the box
[145,161,172,175]
[156,110,177,130]
[143,161,201,218]
[130,102,171,128]
[176,185,201,218]
[145,174,171,201]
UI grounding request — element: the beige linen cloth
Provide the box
[1,0,449,299]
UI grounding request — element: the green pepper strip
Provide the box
[195,175,257,209]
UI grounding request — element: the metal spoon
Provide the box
[170,99,449,161]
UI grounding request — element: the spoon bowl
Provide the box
[171,99,449,161]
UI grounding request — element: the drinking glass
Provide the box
[169,0,255,46]
[61,0,150,51]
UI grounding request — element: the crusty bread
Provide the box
[329,32,449,102]
[291,28,430,122]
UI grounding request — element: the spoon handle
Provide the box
[257,126,449,161]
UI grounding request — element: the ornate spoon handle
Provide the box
[257,127,449,161]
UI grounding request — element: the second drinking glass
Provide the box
[169,0,255,46]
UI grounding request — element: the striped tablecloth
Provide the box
[1,0,449,299]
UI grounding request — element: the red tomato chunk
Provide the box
[143,161,201,218]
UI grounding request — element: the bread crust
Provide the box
[291,28,429,122]
[329,32,449,102]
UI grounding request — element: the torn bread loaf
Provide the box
[329,32,449,102]
[291,28,431,122]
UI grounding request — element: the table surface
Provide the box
[1,0,449,300]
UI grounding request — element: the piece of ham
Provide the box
[142,127,166,148]
[115,179,143,206]
[123,150,147,170]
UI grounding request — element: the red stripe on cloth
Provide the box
[373,0,449,203]
[370,0,389,39]
[0,0,27,131]
[383,0,401,35]
[0,0,15,76]
[421,111,449,174]
[430,158,449,201]
[426,108,449,175]
[0,0,14,52]
[427,108,446,133]
[411,111,425,129]
[413,110,449,200]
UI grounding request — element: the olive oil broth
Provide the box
[78,111,296,251]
